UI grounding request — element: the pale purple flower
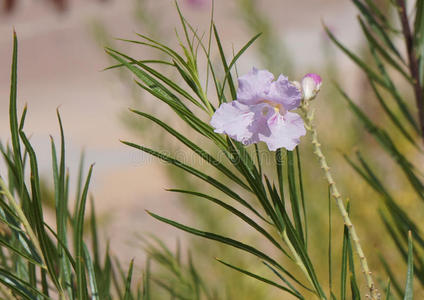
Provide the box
[211,68,306,151]
[302,73,322,100]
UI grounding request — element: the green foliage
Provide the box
[0,1,421,299]
[107,2,407,299]
[328,0,424,297]
[0,29,228,300]
[0,31,139,300]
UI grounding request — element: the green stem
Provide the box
[300,101,380,300]
[281,230,324,300]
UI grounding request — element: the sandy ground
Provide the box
[0,0,361,262]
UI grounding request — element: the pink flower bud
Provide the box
[301,73,322,100]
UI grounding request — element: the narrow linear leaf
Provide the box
[147,211,306,289]
[404,232,414,300]
[130,109,250,191]
[83,244,100,300]
[167,189,287,255]
[325,25,390,89]
[216,259,304,299]
[122,140,265,220]
[213,24,236,100]
[123,259,134,300]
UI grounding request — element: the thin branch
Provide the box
[301,101,381,300]
[396,0,424,140]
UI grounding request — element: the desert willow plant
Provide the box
[0,32,150,300]
[1,30,219,300]
[326,0,424,297]
[107,3,415,299]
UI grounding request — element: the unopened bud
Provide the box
[302,73,322,100]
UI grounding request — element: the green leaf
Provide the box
[167,189,286,254]
[218,33,262,103]
[89,197,100,274]
[74,150,85,221]
[180,21,224,105]
[142,258,151,300]
[296,148,307,247]
[224,140,276,226]
[358,17,412,82]
[43,222,77,269]
[8,31,28,218]
[106,48,192,113]
[338,87,424,201]
[131,33,189,68]
[104,59,174,71]
[147,211,305,288]
[266,181,325,297]
[172,59,206,103]
[175,1,194,54]
[213,24,237,100]
[108,49,227,148]
[286,150,304,245]
[385,280,392,300]
[363,0,392,28]
[9,31,22,182]
[368,79,417,147]
[128,62,207,112]
[83,244,100,300]
[262,261,303,298]
[350,274,361,300]
[130,109,250,191]
[276,149,285,205]
[325,25,391,90]
[404,232,414,300]
[347,216,360,300]
[122,140,265,220]
[51,111,73,298]
[0,267,51,300]
[19,131,62,292]
[135,77,227,148]
[0,192,43,266]
[369,45,419,134]
[75,164,94,300]
[340,209,348,300]
[123,259,134,300]
[0,236,43,267]
[379,254,403,298]
[216,259,304,299]
[352,0,403,60]
[41,268,49,298]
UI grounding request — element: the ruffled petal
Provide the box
[237,68,274,105]
[248,103,275,143]
[210,101,258,145]
[267,75,302,111]
[258,112,306,151]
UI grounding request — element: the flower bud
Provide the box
[301,73,322,100]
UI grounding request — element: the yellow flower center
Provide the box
[261,100,286,115]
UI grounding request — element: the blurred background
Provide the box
[0,0,404,298]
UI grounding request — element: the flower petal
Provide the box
[237,68,274,105]
[210,101,258,145]
[268,75,302,110]
[258,112,306,151]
